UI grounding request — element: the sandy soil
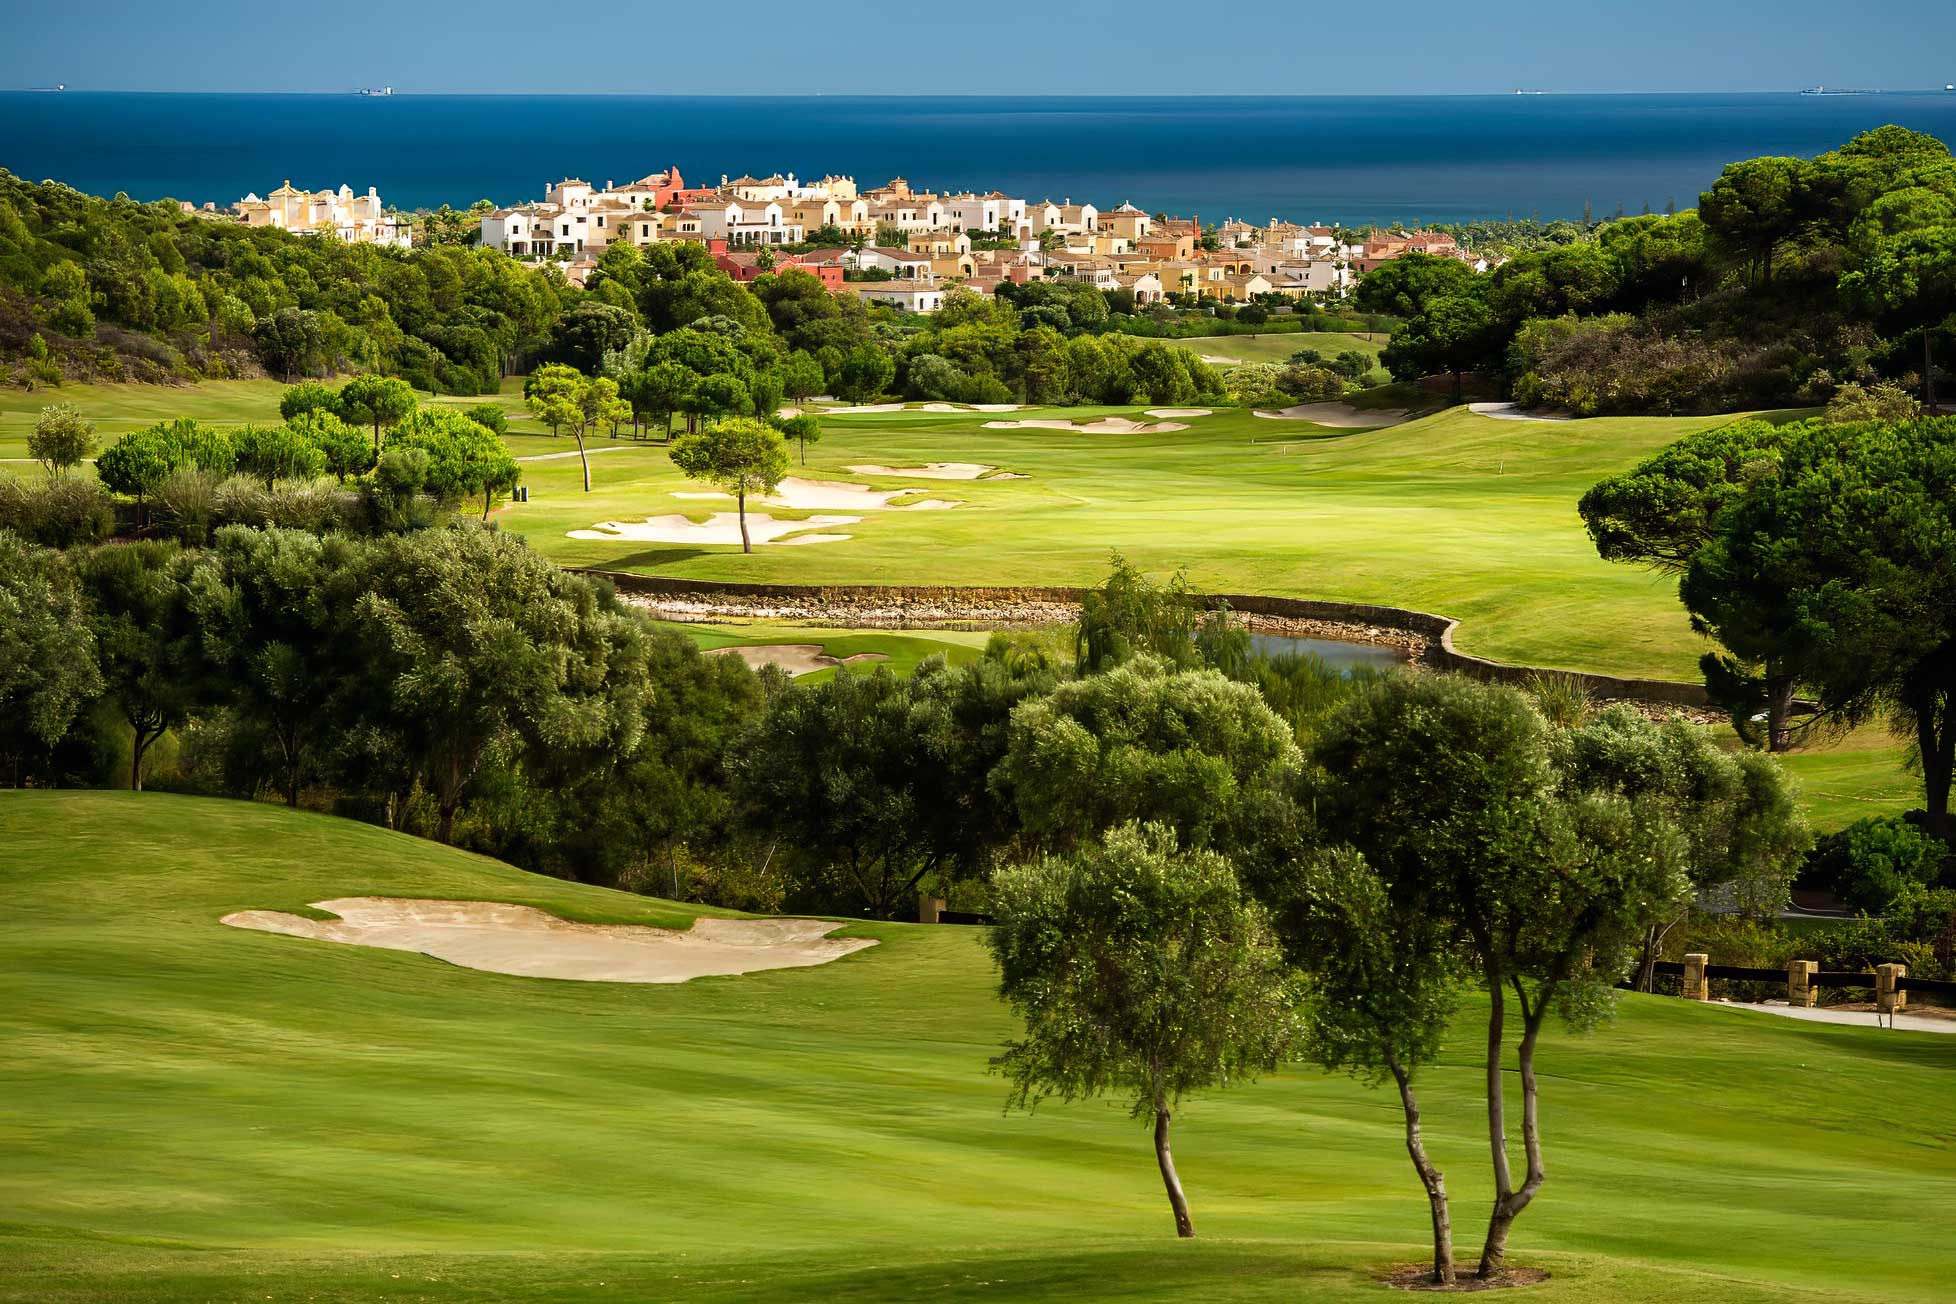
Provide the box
[983,417,1188,435]
[1145,408,1213,418]
[846,463,999,480]
[1253,402,1409,427]
[667,478,962,512]
[1702,999,1956,1035]
[824,403,907,414]
[1469,401,1573,422]
[706,644,892,676]
[568,513,858,546]
[221,897,876,983]
[766,477,954,511]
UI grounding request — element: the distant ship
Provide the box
[1799,86,1878,95]
[29,83,65,92]
[356,86,394,97]
[1512,88,1548,95]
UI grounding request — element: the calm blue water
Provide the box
[5,93,1955,225]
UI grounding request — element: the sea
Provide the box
[5,92,1956,226]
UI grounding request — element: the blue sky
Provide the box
[7,0,1955,95]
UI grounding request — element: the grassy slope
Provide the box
[2,380,1917,821]
[513,403,1714,680]
[2,790,1953,1304]
[1163,332,1388,365]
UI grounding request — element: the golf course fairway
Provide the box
[3,790,1952,1304]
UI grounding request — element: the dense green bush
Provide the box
[1802,816,1949,913]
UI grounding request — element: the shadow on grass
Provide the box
[585,547,712,571]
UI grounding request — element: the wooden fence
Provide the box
[1648,954,1956,1023]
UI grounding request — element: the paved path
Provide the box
[1701,998,1956,1035]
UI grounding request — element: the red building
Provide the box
[708,239,845,288]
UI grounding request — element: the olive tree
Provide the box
[29,403,96,475]
[1271,844,1465,1284]
[987,821,1301,1238]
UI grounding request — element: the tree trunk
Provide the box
[437,798,459,845]
[1480,994,1548,1278]
[574,426,592,492]
[1926,332,1939,413]
[1389,1057,1454,1284]
[372,421,382,459]
[1479,964,1511,1275]
[1153,1107,1195,1238]
[1917,686,1954,836]
[737,487,752,553]
[1766,667,1797,753]
[130,726,158,793]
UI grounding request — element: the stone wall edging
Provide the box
[579,571,1710,708]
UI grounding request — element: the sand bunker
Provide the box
[1146,408,1213,419]
[846,462,999,480]
[983,417,1187,435]
[706,644,891,676]
[1469,401,1573,422]
[569,513,858,546]
[825,403,907,414]
[222,898,874,983]
[765,477,956,511]
[1252,402,1409,427]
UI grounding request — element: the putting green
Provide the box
[2,790,1952,1303]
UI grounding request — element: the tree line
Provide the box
[1356,127,1956,414]
[1,381,519,550]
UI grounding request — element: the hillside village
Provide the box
[471,168,1494,307]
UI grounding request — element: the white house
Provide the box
[849,246,935,279]
[693,199,803,246]
[849,280,945,313]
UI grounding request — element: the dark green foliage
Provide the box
[0,170,569,389]
[0,530,101,783]
[1803,816,1950,914]
[987,820,1302,1237]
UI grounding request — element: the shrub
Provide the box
[464,403,508,435]
[1802,816,1947,914]
[0,474,115,548]
[29,403,96,473]
[152,469,219,545]
[1824,380,1918,424]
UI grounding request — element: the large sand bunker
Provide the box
[675,477,960,511]
[846,462,999,480]
[1252,402,1409,427]
[569,513,857,545]
[221,898,876,983]
[1145,408,1213,419]
[983,416,1187,435]
[706,644,891,676]
[1469,401,1573,422]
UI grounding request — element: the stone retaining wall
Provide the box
[581,571,1710,709]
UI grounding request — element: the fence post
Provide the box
[1876,963,1907,1016]
[1787,960,1817,1008]
[917,894,946,925]
[1682,952,1709,1001]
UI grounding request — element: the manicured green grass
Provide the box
[511,402,1719,680]
[1778,726,1923,830]
[1164,332,1388,366]
[655,619,990,681]
[3,790,1953,1303]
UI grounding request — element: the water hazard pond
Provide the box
[1248,632,1409,672]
